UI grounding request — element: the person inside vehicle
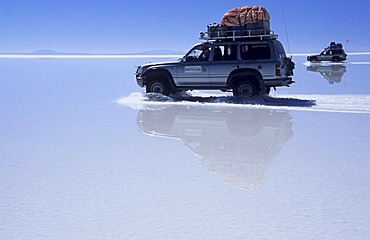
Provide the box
[213,47,223,61]
[200,47,211,61]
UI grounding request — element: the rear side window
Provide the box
[274,41,287,58]
[240,44,271,60]
[332,50,344,54]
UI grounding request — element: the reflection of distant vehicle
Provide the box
[307,42,347,62]
[306,65,347,84]
[136,105,293,190]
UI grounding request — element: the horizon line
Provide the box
[0,54,183,59]
[0,52,369,59]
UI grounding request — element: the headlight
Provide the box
[136,65,150,75]
[135,66,142,74]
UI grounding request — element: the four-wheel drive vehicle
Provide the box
[136,37,295,96]
[307,49,347,62]
[307,42,347,62]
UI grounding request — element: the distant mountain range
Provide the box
[1,49,185,55]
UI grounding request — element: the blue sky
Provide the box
[1,0,369,54]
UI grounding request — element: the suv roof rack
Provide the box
[200,29,278,42]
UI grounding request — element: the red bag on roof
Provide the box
[221,6,270,27]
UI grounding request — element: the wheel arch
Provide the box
[332,56,340,62]
[143,68,176,90]
[227,69,264,90]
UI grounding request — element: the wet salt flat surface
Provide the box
[1,56,370,239]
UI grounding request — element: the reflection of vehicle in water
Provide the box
[136,105,293,190]
[306,64,347,84]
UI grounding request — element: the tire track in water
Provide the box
[118,92,370,114]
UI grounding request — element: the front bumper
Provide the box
[136,75,144,87]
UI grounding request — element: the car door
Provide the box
[209,44,239,85]
[321,50,332,61]
[176,45,210,86]
[239,43,275,79]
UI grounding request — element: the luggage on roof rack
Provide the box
[207,24,228,38]
[200,5,276,41]
[220,6,270,27]
[200,26,278,41]
[326,42,343,50]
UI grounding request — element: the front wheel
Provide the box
[233,81,257,97]
[146,79,171,95]
[310,56,319,62]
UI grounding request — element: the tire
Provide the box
[332,57,340,62]
[311,56,319,62]
[233,81,257,97]
[146,79,171,95]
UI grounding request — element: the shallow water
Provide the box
[1,56,370,239]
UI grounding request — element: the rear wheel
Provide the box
[146,79,171,95]
[233,81,257,97]
[332,57,340,62]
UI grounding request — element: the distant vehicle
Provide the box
[307,42,347,62]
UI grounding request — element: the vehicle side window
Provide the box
[211,45,237,61]
[225,45,237,61]
[333,50,343,54]
[275,41,287,58]
[240,44,271,60]
[199,47,211,61]
[186,45,211,62]
[213,46,224,61]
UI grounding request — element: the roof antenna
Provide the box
[280,0,291,56]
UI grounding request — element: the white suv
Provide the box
[136,37,295,96]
